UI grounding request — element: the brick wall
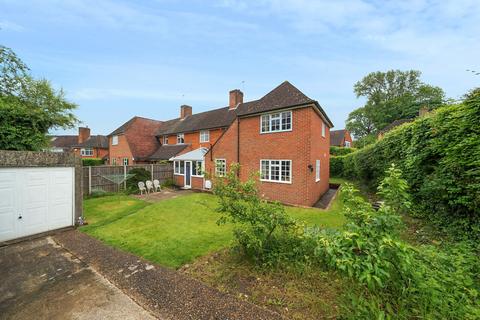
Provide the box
[165,128,225,150]
[108,134,133,165]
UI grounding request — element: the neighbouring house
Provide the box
[330,129,353,147]
[377,119,413,140]
[108,116,163,165]
[151,81,333,206]
[50,127,109,161]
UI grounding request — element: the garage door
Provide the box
[0,167,74,242]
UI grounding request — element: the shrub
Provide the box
[82,158,104,166]
[213,164,300,266]
[335,94,480,238]
[314,165,480,319]
[330,146,356,156]
[330,155,345,177]
[126,167,151,194]
[86,188,113,199]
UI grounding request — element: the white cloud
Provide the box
[0,20,25,32]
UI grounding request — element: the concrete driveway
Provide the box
[0,236,156,320]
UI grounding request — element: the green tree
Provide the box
[0,45,77,150]
[347,70,445,143]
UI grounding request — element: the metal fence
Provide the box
[83,163,174,195]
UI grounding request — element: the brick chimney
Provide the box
[229,89,243,110]
[78,127,90,144]
[180,105,192,119]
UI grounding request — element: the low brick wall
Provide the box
[0,150,83,224]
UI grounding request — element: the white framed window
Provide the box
[123,158,129,165]
[200,130,210,143]
[315,160,320,182]
[260,111,292,133]
[80,148,93,156]
[192,161,204,176]
[177,133,185,144]
[345,141,351,148]
[321,122,326,138]
[163,136,168,145]
[112,135,118,145]
[111,158,117,165]
[174,160,185,175]
[215,159,226,177]
[260,160,292,183]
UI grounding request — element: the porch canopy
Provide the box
[169,147,208,161]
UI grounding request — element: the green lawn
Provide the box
[81,192,345,268]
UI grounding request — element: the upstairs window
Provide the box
[112,135,118,145]
[177,133,185,144]
[321,122,326,138]
[215,159,226,177]
[200,130,210,143]
[261,111,292,133]
[80,148,93,156]
[163,136,168,145]
[260,160,291,183]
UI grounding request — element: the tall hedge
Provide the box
[330,146,356,156]
[82,158,104,166]
[337,93,480,235]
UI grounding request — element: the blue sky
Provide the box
[1,0,479,135]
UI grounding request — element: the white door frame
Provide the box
[184,161,192,189]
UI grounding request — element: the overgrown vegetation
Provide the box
[329,146,355,156]
[214,164,480,319]
[334,91,480,238]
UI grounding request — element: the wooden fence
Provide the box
[83,163,173,195]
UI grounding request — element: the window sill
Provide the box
[174,173,185,176]
[260,179,292,185]
[260,128,293,135]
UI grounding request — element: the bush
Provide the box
[330,156,345,177]
[213,164,300,266]
[82,158,104,166]
[330,146,356,156]
[314,165,480,319]
[334,93,480,237]
[126,167,151,194]
[86,188,113,199]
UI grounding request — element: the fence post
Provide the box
[88,166,92,195]
[151,164,154,180]
[123,165,127,190]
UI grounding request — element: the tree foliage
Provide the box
[0,45,77,151]
[347,70,446,145]
[337,90,480,237]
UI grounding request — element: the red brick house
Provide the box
[50,127,109,161]
[108,116,163,165]
[152,81,333,206]
[330,129,353,148]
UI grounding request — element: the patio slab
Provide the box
[130,188,196,203]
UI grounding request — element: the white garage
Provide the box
[0,167,75,242]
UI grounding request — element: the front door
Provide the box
[185,161,191,188]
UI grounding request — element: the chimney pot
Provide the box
[229,89,243,109]
[180,105,192,119]
[78,127,90,144]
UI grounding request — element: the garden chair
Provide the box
[146,180,154,194]
[138,181,147,195]
[153,179,161,192]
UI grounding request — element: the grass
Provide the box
[81,191,345,268]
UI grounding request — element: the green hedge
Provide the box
[82,158,104,166]
[330,156,345,177]
[335,93,480,236]
[330,146,356,156]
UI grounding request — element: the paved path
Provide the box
[54,230,282,320]
[0,236,155,320]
